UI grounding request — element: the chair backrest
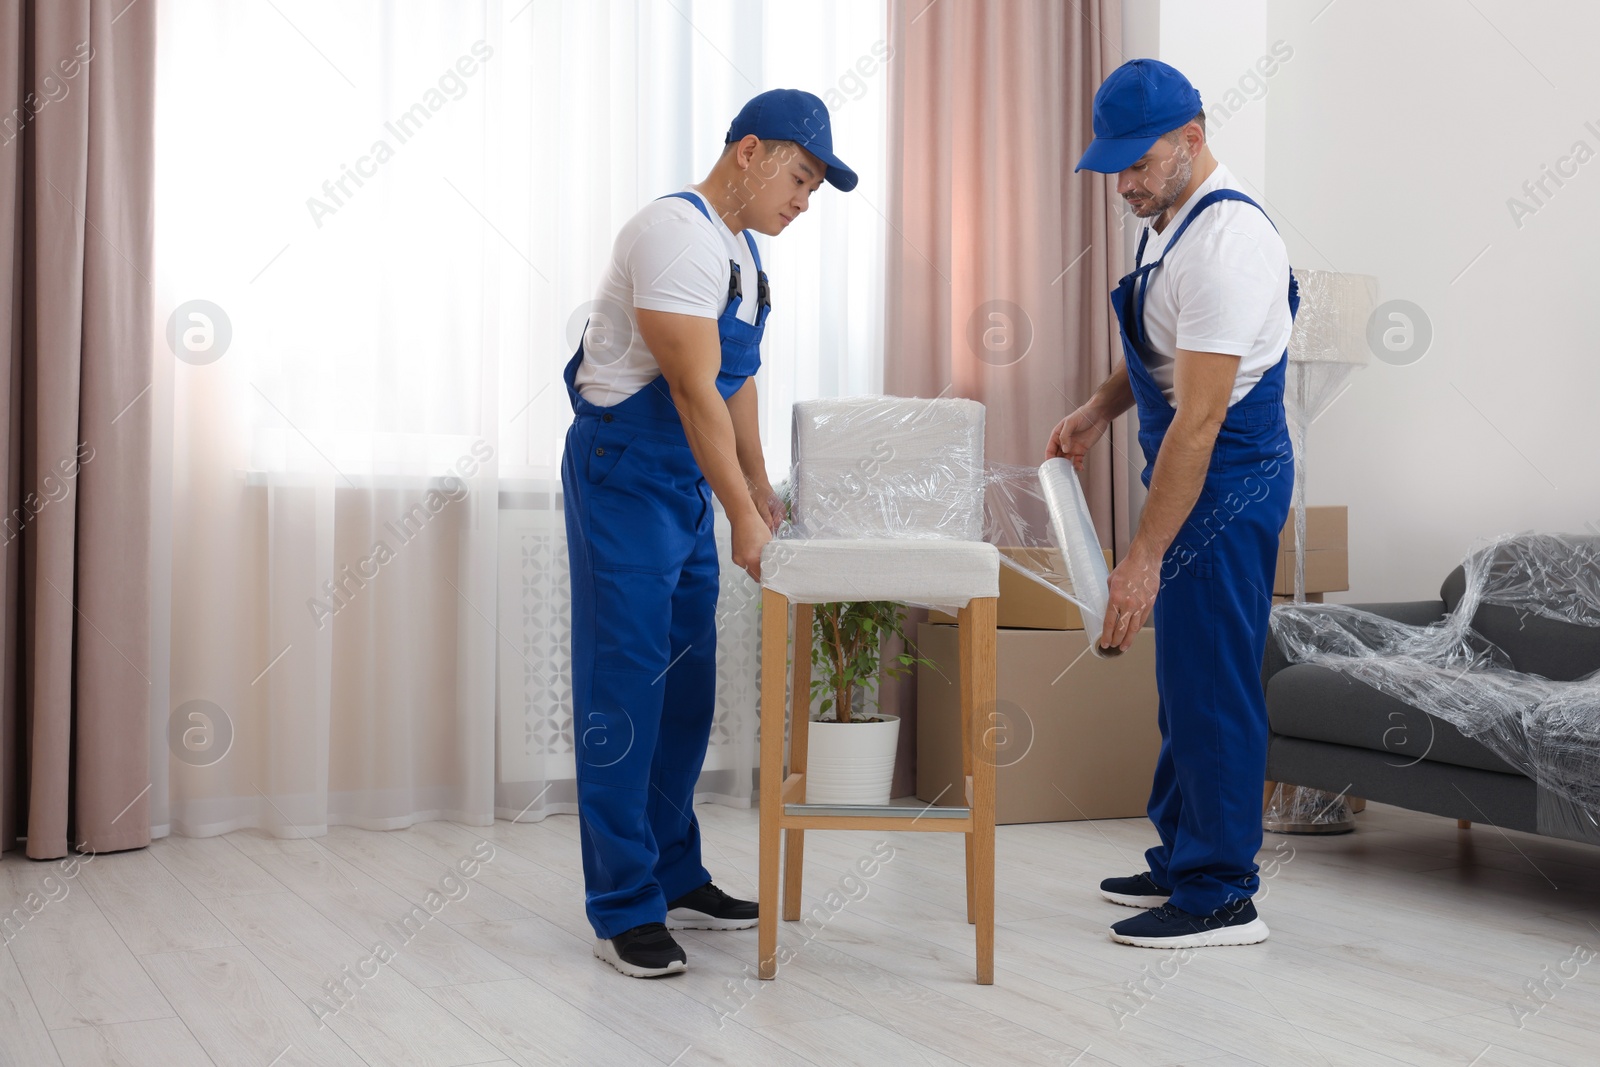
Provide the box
[790,396,986,541]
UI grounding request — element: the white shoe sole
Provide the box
[593,938,687,978]
[1111,917,1270,949]
[1100,889,1171,909]
[666,907,758,931]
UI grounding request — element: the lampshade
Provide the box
[1284,269,1378,431]
[1288,269,1379,366]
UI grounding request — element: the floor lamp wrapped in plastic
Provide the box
[1283,269,1377,601]
[1264,268,1379,835]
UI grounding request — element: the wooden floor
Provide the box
[2,801,1599,1066]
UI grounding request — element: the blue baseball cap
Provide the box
[726,89,858,192]
[1075,59,1203,174]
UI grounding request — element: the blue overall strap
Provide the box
[1134,188,1284,348]
[1153,188,1299,322]
[656,190,769,326]
[658,189,714,216]
[657,190,755,312]
[656,191,763,265]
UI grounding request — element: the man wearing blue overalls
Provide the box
[563,89,857,977]
[1047,60,1294,948]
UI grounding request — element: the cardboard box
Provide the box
[914,622,1160,824]
[1274,549,1349,595]
[1275,506,1348,595]
[927,548,1113,630]
[1280,505,1348,551]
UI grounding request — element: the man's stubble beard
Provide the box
[1125,146,1194,222]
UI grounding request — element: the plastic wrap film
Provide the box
[788,396,986,541]
[1039,459,1118,658]
[981,462,1117,659]
[764,396,998,614]
[1283,269,1377,602]
[1262,783,1354,834]
[1271,533,1600,829]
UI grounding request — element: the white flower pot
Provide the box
[803,714,901,806]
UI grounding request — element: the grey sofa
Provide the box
[1264,562,1600,844]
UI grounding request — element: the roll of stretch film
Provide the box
[1038,458,1120,659]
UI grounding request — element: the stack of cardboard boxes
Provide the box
[1274,506,1349,601]
[916,550,1162,825]
[915,508,1350,825]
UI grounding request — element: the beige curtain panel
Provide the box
[880,0,1129,794]
[0,0,156,860]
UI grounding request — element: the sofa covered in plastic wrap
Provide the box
[1263,534,1600,845]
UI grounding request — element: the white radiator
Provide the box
[495,488,761,791]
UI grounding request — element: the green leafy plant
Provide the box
[809,601,934,724]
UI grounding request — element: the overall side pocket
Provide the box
[586,423,638,486]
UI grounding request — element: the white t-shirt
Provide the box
[572,187,761,405]
[1133,163,1292,406]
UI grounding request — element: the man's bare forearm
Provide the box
[674,382,764,528]
[1132,414,1219,560]
[725,378,770,489]
[1088,362,1135,421]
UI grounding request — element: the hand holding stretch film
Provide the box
[1101,547,1159,652]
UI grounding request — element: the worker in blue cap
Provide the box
[563,89,857,977]
[1046,59,1296,948]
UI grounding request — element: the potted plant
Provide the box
[803,600,932,805]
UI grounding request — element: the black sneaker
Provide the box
[1109,899,1269,949]
[593,923,688,978]
[1099,872,1172,909]
[666,882,758,931]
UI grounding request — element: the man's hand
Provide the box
[732,514,771,582]
[750,479,783,533]
[1046,403,1110,470]
[1099,542,1160,651]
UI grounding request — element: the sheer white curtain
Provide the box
[150,0,887,838]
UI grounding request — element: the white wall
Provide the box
[1127,0,1599,602]
[1157,0,1271,196]
[1265,0,1600,601]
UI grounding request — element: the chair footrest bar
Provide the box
[782,802,971,819]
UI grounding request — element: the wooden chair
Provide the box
[757,570,999,984]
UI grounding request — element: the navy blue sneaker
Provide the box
[594,923,688,978]
[1099,872,1172,909]
[666,882,758,931]
[1110,899,1269,948]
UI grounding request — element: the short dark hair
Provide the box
[1163,109,1206,143]
[721,136,800,157]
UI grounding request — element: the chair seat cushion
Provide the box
[761,539,1000,607]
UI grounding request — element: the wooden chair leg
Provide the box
[758,590,790,979]
[783,604,814,922]
[960,596,997,986]
[964,836,976,924]
[958,613,975,925]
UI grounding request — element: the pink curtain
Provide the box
[0,0,156,858]
[882,0,1128,796]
